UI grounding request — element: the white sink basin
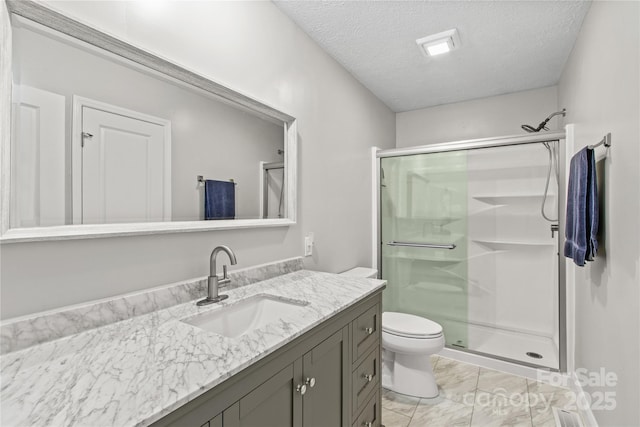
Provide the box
[183,294,309,338]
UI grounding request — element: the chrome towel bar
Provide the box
[197,175,236,185]
[588,132,612,149]
[387,241,456,250]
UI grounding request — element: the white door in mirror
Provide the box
[11,85,66,228]
[81,106,171,224]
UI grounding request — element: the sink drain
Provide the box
[526,352,543,359]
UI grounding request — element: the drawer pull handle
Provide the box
[364,327,374,335]
[363,373,373,382]
[362,422,372,427]
[296,384,307,395]
[305,377,316,388]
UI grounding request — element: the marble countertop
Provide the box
[1,270,385,427]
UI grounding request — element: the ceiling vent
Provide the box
[416,28,461,57]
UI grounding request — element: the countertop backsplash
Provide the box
[0,257,304,354]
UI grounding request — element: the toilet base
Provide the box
[382,350,439,398]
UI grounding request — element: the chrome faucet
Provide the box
[197,245,238,306]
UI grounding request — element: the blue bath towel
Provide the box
[564,147,599,266]
[204,180,235,220]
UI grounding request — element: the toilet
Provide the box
[340,267,445,399]
[381,312,444,398]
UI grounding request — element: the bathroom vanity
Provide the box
[153,290,382,427]
[0,261,384,427]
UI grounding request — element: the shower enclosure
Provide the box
[378,133,566,370]
[262,161,285,219]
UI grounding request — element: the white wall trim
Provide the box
[258,161,266,219]
[285,120,297,223]
[0,2,12,236]
[569,371,599,427]
[0,218,295,244]
[371,146,379,273]
[564,124,576,374]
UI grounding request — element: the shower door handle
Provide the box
[387,241,456,250]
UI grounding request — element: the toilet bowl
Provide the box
[381,312,445,398]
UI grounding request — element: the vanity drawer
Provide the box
[352,303,380,364]
[352,345,379,417]
[352,389,379,427]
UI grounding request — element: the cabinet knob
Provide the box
[363,373,373,382]
[362,421,372,427]
[305,377,316,388]
[363,327,374,335]
[296,384,307,395]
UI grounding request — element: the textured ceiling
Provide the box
[273,1,591,112]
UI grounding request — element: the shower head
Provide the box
[521,108,567,133]
[521,124,541,133]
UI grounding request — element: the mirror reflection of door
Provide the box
[76,100,171,224]
[11,85,66,228]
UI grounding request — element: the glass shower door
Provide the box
[380,141,560,369]
[381,150,469,347]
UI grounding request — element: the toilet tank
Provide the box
[340,267,378,279]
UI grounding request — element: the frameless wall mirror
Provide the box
[1,1,297,243]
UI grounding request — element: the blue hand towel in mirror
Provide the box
[204,179,235,220]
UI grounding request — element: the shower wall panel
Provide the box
[466,143,558,339]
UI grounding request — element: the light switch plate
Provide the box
[304,232,314,256]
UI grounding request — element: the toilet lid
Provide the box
[382,312,443,338]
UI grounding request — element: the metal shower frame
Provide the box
[375,131,568,372]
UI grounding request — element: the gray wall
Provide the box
[558,1,640,425]
[13,26,283,221]
[0,1,396,319]
[396,86,558,147]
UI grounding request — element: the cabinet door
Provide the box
[223,361,303,427]
[302,327,349,427]
[201,413,222,427]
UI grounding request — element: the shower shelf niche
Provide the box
[472,194,557,205]
[472,239,555,251]
[395,216,464,226]
[406,281,465,294]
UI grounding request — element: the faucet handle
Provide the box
[218,265,231,285]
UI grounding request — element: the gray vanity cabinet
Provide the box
[223,327,348,427]
[151,291,382,427]
[222,362,303,427]
[301,327,349,427]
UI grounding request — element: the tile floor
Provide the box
[382,355,580,427]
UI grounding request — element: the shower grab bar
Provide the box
[387,241,456,250]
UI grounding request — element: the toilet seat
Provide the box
[382,312,443,339]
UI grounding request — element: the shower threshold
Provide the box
[444,320,559,370]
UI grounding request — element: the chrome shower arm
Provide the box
[522,109,567,133]
[545,109,567,121]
